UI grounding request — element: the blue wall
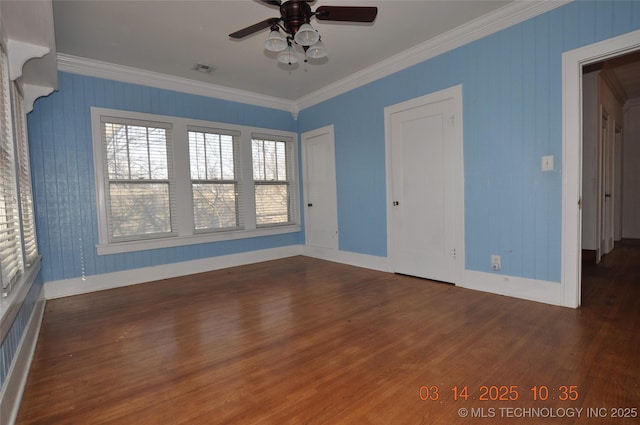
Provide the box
[27,73,300,283]
[298,0,640,282]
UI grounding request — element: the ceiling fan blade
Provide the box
[259,0,282,6]
[315,6,378,23]
[229,18,280,39]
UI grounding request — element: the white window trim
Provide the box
[0,255,41,338]
[251,133,299,228]
[91,107,300,256]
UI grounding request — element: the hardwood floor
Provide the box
[16,245,640,424]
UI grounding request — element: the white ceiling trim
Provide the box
[296,0,571,110]
[57,54,296,114]
[624,97,640,110]
[56,0,570,116]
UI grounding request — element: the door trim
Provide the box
[384,84,465,285]
[561,28,640,308]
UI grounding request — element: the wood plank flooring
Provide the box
[15,243,640,424]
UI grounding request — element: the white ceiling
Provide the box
[51,0,516,101]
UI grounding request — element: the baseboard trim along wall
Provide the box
[303,246,391,273]
[45,245,304,300]
[44,243,566,306]
[0,286,45,425]
[462,270,564,307]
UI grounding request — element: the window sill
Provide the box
[0,256,42,342]
[96,224,301,255]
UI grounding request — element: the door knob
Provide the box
[307,203,313,207]
[393,201,399,206]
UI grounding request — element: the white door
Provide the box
[603,120,616,254]
[385,86,464,284]
[302,125,338,251]
[596,110,616,262]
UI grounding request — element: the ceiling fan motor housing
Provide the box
[280,1,313,37]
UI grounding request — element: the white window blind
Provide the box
[0,47,22,296]
[251,135,297,226]
[100,117,176,242]
[188,127,242,232]
[12,83,38,266]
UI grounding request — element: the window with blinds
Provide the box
[252,136,297,226]
[13,83,38,267]
[0,47,22,297]
[101,117,176,242]
[188,128,241,232]
[91,107,299,254]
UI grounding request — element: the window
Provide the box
[0,47,21,297]
[100,117,175,242]
[91,108,299,254]
[252,136,297,226]
[188,128,241,232]
[0,47,39,301]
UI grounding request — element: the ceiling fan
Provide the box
[229,0,378,65]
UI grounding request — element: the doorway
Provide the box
[562,29,640,308]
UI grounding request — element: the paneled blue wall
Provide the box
[27,73,300,283]
[298,0,640,282]
[0,272,43,389]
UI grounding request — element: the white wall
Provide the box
[622,99,640,238]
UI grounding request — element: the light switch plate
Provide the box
[542,155,554,172]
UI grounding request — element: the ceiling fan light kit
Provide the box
[293,23,320,46]
[278,44,299,65]
[264,29,287,52]
[230,0,377,66]
[305,38,326,59]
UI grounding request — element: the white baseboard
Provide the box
[0,285,46,425]
[44,244,567,307]
[44,245,303,299]
[302,246,390,272]
[45,245,389,300]
[462,270,565,307]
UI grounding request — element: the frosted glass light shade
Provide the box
[277,45,298,65]
[293,23,319,46]
[306,40,327,59]
[264,30,287,52]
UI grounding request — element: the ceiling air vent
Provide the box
[194,63,216,74]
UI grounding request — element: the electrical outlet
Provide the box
[491,255,501,271]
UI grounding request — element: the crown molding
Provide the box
[57,53,296,114]
[624,97,640,110]
[295,0,571,111]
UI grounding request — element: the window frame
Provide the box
[100,116,177,242]
[251,135,298,228]
[91,107,300,255]
[188,126,242,234]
